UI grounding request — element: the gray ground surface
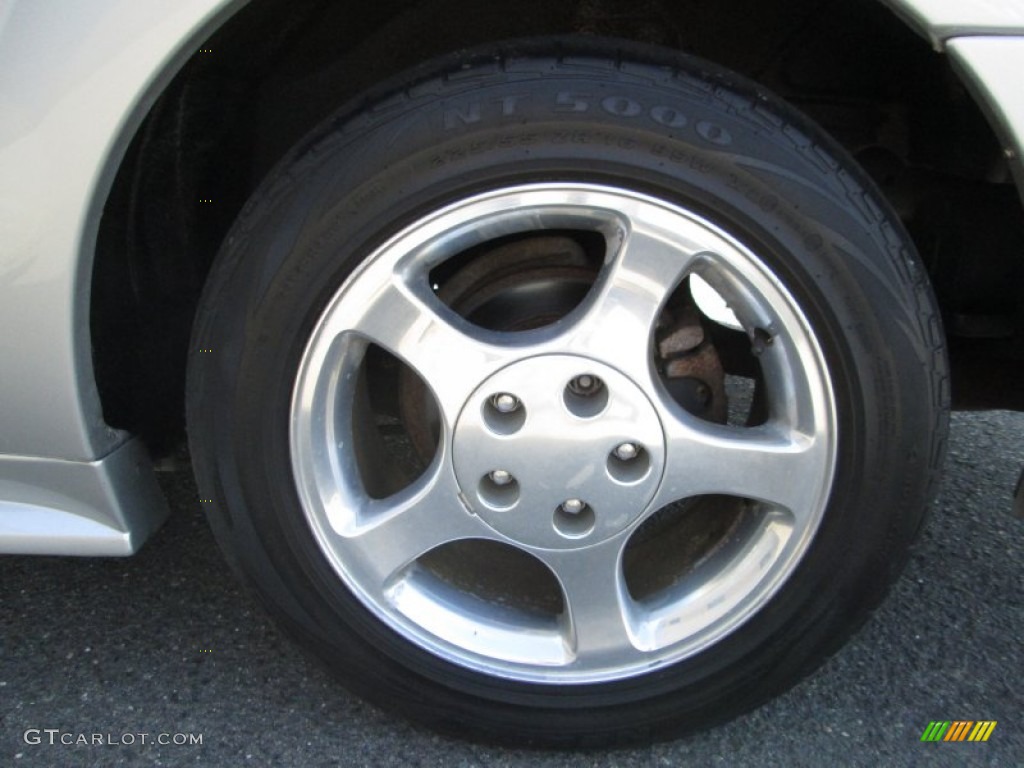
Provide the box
[2,410,1022,767]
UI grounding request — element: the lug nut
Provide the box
[613,442,640,461]
[491,393,520,413]
[568,374,604,397]
[560,498,587,515]
[489,470,514,486]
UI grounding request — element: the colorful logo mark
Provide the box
[920,721,997,742]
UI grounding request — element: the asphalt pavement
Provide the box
[2,410,1022,767]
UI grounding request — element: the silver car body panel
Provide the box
[947,37,1024,205]
[884,0,1024,48]
[0,0,1021,555]
[0,439,168,555]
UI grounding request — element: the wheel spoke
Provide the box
[565,209,704,379]
[538,539,641,662]
[652,417,832,521]
[322,278,514,421]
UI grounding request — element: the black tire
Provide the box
[187,40,948,747]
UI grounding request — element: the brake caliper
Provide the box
[656,302,727,424]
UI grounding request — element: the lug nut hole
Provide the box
[553,501,596,539]
[478,473,520,511]
[563,374,609,418]
[483,393,526,435]
[607,444,651,485]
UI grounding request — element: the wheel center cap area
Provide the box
[452,355,666,550]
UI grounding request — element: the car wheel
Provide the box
[187,42,948,746]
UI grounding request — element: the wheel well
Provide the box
[91,0,1024,453]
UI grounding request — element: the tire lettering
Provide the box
[555,91,590,112]
[728,172,783,213]
[650,105,687,128]
[650,143,706,170]
[600,96,642,117]
[499,95,526,117]
[428,132,540,167]
[696,120,732,146]
[443,102,481,129]
[551,131,590,144]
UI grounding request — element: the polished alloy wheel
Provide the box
[290,183,837,683]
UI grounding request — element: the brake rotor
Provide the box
[398,235,598,463]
